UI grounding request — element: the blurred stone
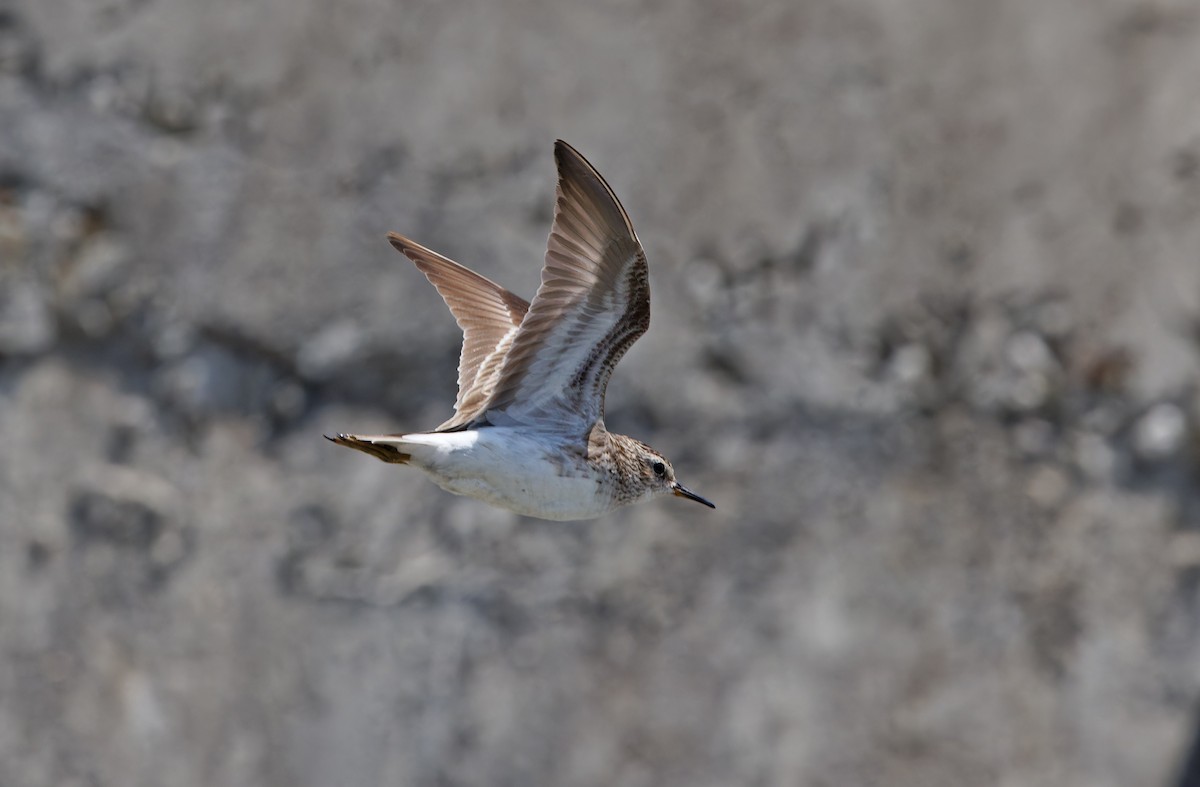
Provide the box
[1080,403,1124,436]
[1006,330,1056,374]
[75,299,114,337]
[150,317,195,360]
[112,391,156,430]
[961,310,1010,364]
[1133,402,1187,461]
[888,342,932,387]
[368,550,450,606]
[1026,464,1070,509]
[297,319,366,381]
[1169,532,1200,568]
[26,539,51,570]
[0,17,36,75]
[270,379,308,421]
[82,542,118,578]
[0,280,55,354]
[49,204,91,244]
[1074,431,1118,482]
[87,73,121,113]
[157,347,244,416]
[69,465,176,548]
[1034,300,1073,340]
[0,201,25,259]
[958,311,1012,411]
[20,190,59,242]
[962,330,1062,413]
[1013,418,1055,458]
[149,527,188,569]
[60,233,130,302]
[39,650,73,685]
[286,505,335,551]
[148,137,187,168]
[2,3,1200,786]
[95,65,152,117]
[1081,347,1135,393]
[684,257,724,309]
[1007,372,1051,412]
[145,85,200,134]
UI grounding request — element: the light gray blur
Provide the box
[2,1,1200,785]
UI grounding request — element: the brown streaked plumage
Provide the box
[477,141,650,434]
[385,234,529,430]
[326,140,714,520]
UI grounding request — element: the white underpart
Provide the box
[388,428,613,520]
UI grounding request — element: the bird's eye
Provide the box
[652,461,666,477]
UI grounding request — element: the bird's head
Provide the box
[630,443,715,510]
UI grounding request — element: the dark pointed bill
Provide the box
[673,483,716,509]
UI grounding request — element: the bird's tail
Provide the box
[324,433,411,464]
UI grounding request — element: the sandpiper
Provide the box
[327,140,714,520]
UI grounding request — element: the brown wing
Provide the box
[474,140,650,435]
[387,233,529,430]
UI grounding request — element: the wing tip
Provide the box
[554,138,580,163]
[386,231,447,274]
[550,141,638,242]
[386,231,411,255]
[553,139,594,182]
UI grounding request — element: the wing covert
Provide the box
[387,233,529,430]
[477,141,650,434]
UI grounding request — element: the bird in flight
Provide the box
[327,140,714,520]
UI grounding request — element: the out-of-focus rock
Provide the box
[144,84,200,134]
[888,342,933,388]
[1005,330,1056,375]
[1013,418,1056,458]
[0,279,55,354]
[56,232,133,337]
[58,233,130,303]
[0,200,25,258]
[148,312,195,360]
[69,465,176,548]
[1001,330,1060,412]
[1026,463,1071,509]
[1074,431,1119,482]
[1,2,1199,786]
[278,504,451,606]
[66,464,192,601]
[1133,402,1188,461]
[1081,403,1124,436]
[296,319,366,382]
[156,348,245,418]
[269,379,307,422]
[1033,299,1073,340]
[1170,532,1200,569]
[0,13,36,76]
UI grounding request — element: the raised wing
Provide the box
[476,140,649,435]
[388,233,529,430]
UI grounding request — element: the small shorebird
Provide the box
[327,140,714,520]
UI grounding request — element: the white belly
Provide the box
[399,428,612,520]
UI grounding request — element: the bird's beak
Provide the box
[673,482,715,509]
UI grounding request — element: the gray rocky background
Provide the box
[2,0,1200,785]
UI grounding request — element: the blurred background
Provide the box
[2,0,1200,785]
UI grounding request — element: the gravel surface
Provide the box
[3,1,1200,785]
